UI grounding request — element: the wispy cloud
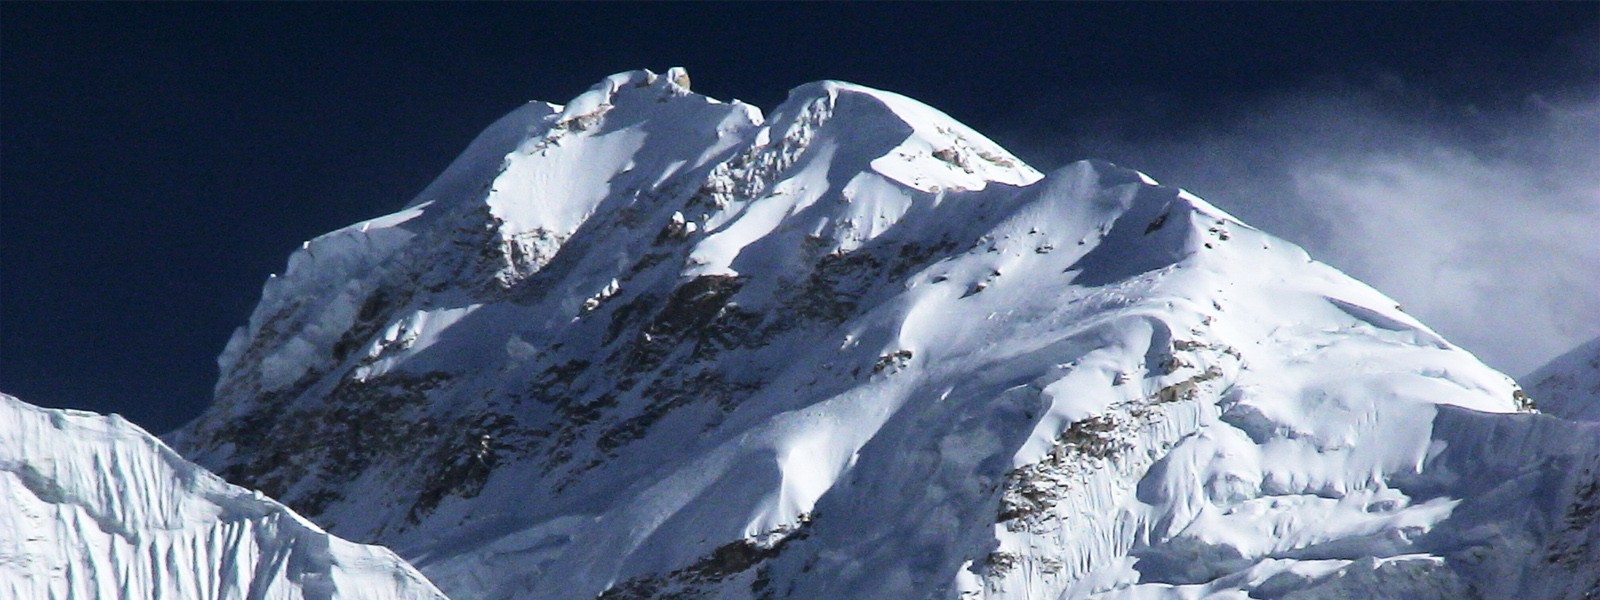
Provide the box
[1010,76,1599,378]
[1285,99,1600,377]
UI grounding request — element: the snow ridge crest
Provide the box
[1,393,446,599]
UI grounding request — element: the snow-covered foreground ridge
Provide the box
[0,393,445,599]
[169,69,1600,598]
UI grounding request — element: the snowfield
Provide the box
[8,68,1597,599]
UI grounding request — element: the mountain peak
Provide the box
[167,73,1598,600]
[1526,335,1600,422]
[774,78,1042,192]
[553,68,717,128]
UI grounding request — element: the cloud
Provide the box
[1288,106,1600,377]
[1049,85,1600,378]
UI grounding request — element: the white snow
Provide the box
[0,393,445,599]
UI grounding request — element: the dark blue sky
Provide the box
[3,3,1595,433]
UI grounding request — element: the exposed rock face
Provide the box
[170,69,1600,599]
[0,393,446,600]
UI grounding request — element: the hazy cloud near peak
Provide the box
[1289,114,1600,378]
[1013,80,1600,379]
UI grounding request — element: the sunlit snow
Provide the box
[9,68,1596,599]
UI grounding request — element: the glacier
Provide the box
[0,393,445,599]
[26,67,1584,598]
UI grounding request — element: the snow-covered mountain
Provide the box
[1527,336,1600,423]
[0,393,445,599]
[168,68,1600,599]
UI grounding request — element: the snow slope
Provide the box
[172,69,1600,599]
[0,393,445,600]
[1527,336,1600,423]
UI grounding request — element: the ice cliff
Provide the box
[0,393,445,599]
